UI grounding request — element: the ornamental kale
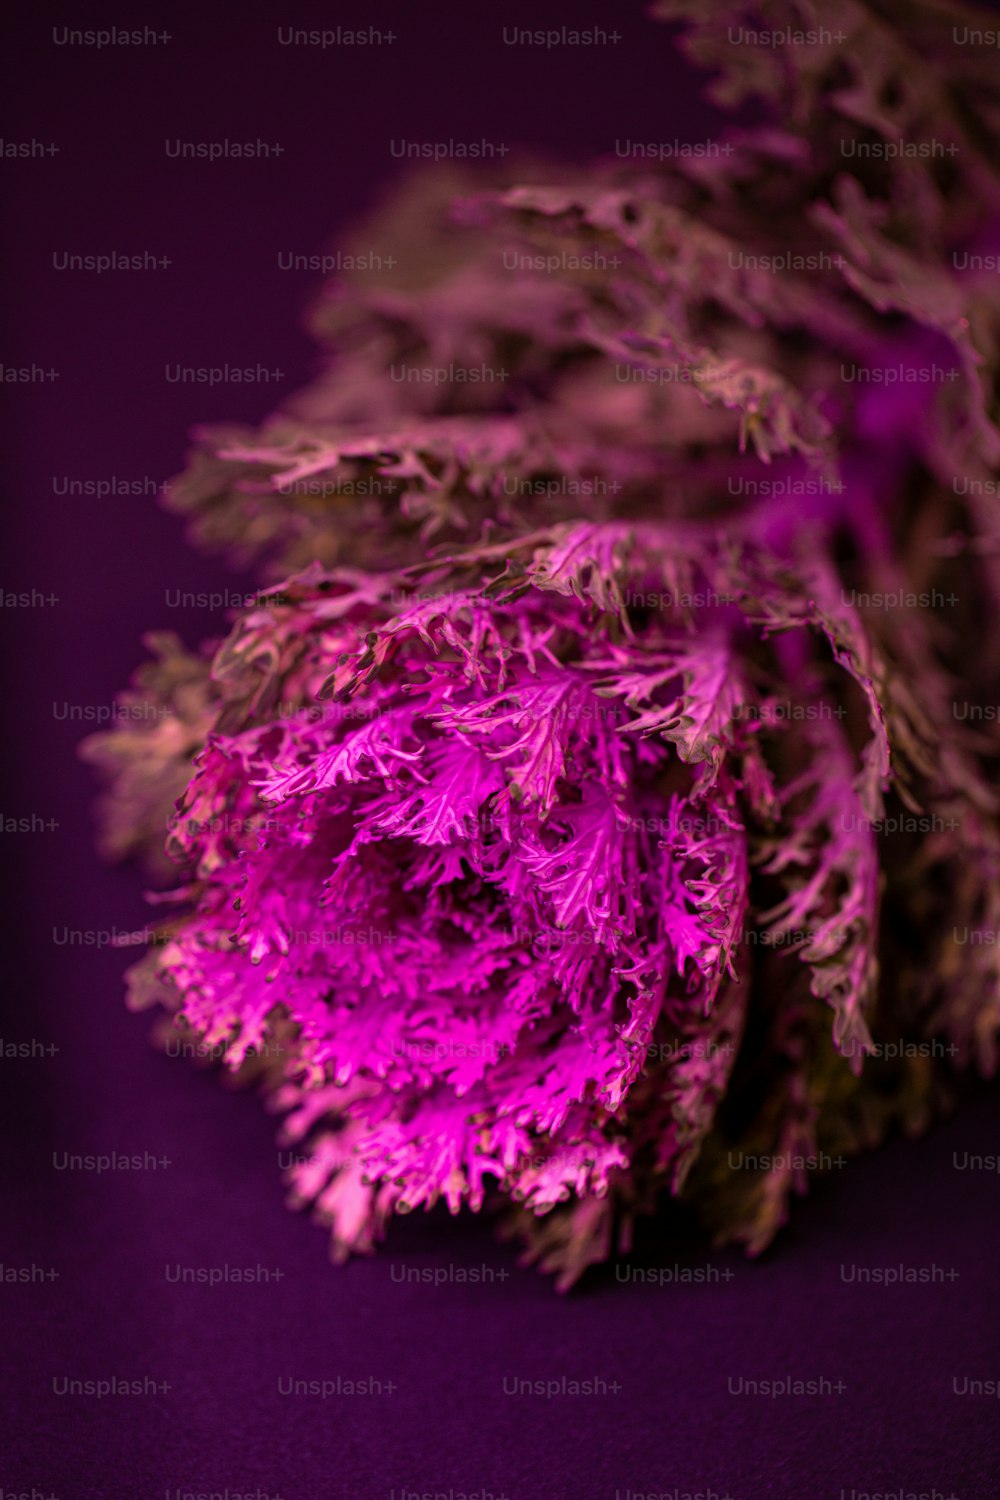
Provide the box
[85,0,1000,1285]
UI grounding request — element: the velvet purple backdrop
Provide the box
[1,3,998,1496]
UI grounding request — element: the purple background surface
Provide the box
[2,4,999,1496]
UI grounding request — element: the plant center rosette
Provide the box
[118,521,996,1286]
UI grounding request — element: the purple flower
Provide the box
[86,2,1000,1282]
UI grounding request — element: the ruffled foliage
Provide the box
[86,0,1000,1284]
